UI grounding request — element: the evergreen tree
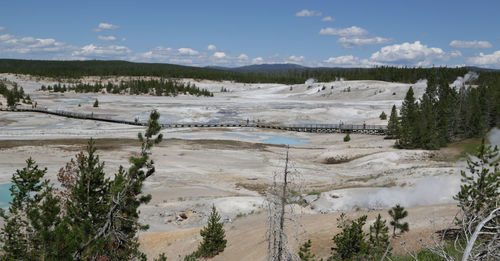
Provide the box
[93,99,99,107]
[0,158,73,260]
[6,91,15,107]
[379,111,387,120]
[66,139,111,259]
[453,138,499,226]
[0,158,46,259]
[195,205,227,258]
[435,79,455,146]
[298,239,316,261]
[418,93,439,149]
[388,205,409,237]
[330,214,369,260]
[343,133,351,142]
[369,214,390,254]
[398,87,419,148]
[387,105,400,139]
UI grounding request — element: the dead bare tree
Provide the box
[266,147,304,261]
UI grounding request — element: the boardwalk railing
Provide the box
[1,106,387,135]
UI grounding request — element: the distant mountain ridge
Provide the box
[206,63,310,72]
[208,64,500,72]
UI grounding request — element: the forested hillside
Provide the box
[389,71,500,149]
[0,59,491,84]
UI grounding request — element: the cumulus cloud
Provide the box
[320,26,391,48]
[98,35,117,41]
[466,50,500,68]
[177,47,199,55]
[213,51,226,58]
[207,44,216,51]
[296,9,322,17]
[450,40,492,49]
[338,36,392,48]
[319,26,368,37]
[133,46,257,67]
[370,41,461,66]
[322,16,334,22]
[252,57,264,64]
[324,55,360,65]
[0,33,75,58]
[93,23,119,32]
[323,55,378,67]
[287,55,305,62]
[238,54,249,60]
[0,26,5,31]
[72,44,131,59]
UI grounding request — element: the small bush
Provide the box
[379,111,387,120]
[344,133,351,142]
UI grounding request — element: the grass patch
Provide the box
[235,183,269,196]
[323,154,368,164]
[306,190,321,196]
[387,241,463,261]
[445,138,482,161]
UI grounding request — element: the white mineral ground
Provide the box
[0,74,478,259]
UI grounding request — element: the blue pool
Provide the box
[0,183,12,209]
[223,133,310,145]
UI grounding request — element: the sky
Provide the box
[0,0,499,68]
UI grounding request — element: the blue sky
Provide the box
[1,0,499,68]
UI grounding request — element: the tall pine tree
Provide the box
[398,87,419,148]
[386,105,400,139]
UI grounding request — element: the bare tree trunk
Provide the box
[462,207,500,261]
[277,149,289,261]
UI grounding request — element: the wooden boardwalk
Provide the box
[1,107,387,135]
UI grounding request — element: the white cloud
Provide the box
[287,55,305,62]
[338,36,392,48]
[213,51,226,58]
[322,16,334,22]
[252,57,264,64]
[238,54,249,60]
[0,33,75,57]
[466,50,500,68]
[319,26,368,37]
[370,41,461,66]
[133,46,173,61]
[449,40,492,49]
[72,44,131,59]
[177,47,199,55]
[133,46,256,67]
[98,35,117,41]
[320,26,391,48]
[0,26,5,31]
[93,23,119,32]
[323,55,378,67]
[207,44,216,51]
[324,55,360,65]
[296,9,322,17]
